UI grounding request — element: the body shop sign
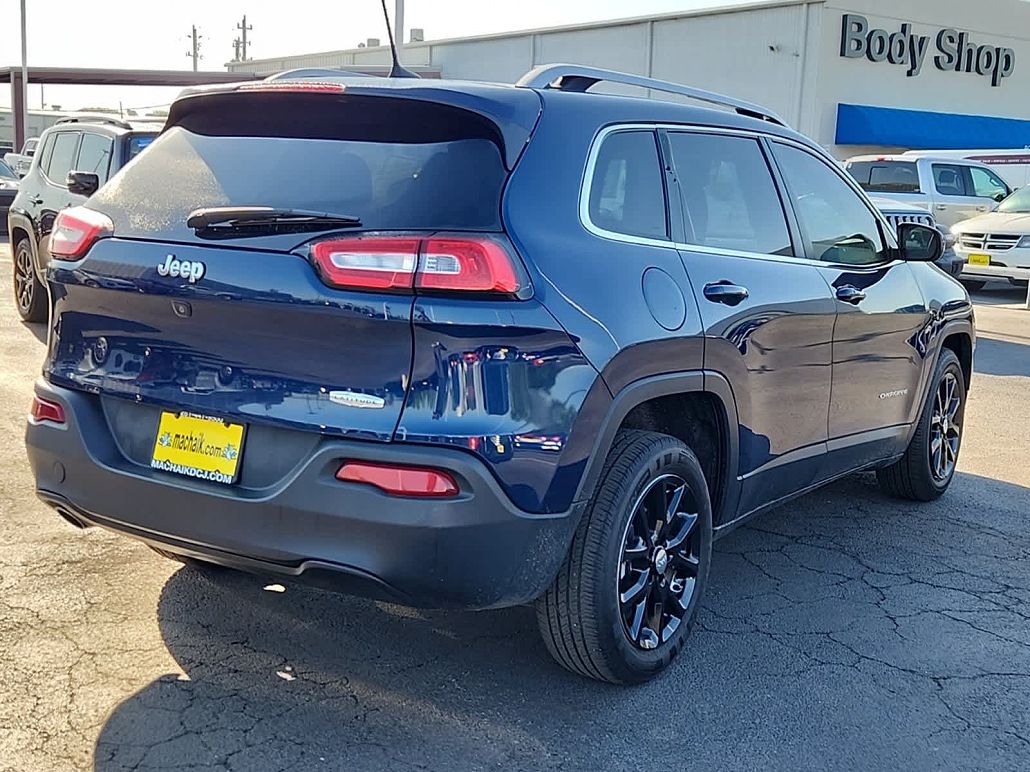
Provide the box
[840,14,1015,86]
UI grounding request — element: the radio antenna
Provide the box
[380,0,420,79]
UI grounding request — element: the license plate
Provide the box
[151,411,245,484]
[968,253,991,266]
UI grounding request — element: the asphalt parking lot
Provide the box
[0,237,1027,771]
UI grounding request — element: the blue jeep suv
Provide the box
[25,65,973,684]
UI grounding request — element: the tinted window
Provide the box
[932,164,968,196]
[37,134,56,175]
[669,132,792,255]
[0,159,15,180]
[846,160,921,193]
[970,166,1009,199]
[90,126,507,237]
[773,143,886,265]
[75,133,113,183]
[48,132,81,184]
[588,131,668,240]
[126,133,157,161]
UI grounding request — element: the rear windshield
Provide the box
[846,161,921,194]
[91,95,507,240]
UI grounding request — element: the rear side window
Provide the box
[773,143,886,266]
[588,130,668,240]
[36,134,55,175]
[846,161,921,193]
[47,132,81,185]
[76,133,113,183]
[90,100,508,238]
[126,134,156,161]
[668,132,792,256]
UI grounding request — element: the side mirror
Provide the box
[67,170,100,197]
[898,222,943,262]
[994,191,1008,203]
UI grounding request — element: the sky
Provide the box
[1,0,751,112]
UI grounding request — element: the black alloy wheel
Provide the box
[878,348,965,501]
[14,239,46,323]
[537,430,712,684]
[618,474,702,651]
[929,371,962,483]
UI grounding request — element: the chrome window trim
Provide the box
[580,122,901,268]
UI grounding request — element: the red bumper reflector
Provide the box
[336,461,459,497]
[30,396,66,425]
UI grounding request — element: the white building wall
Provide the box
[813,0,1030,157]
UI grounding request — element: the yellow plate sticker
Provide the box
[151,411,245,484]
[968,253,991,266]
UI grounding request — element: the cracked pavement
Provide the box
[0,239,1028,771]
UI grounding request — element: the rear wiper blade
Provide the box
[187,206,362,230]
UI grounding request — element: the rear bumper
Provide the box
[26,380,582,610]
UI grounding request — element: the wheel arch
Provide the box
[573,371,740,524]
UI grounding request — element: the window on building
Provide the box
[47,132,81,185]
[773,142,886,265]
[668,132,792,255]
[588,130,668,240]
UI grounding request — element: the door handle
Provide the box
[703,281,749,306]
[836,285,866,304]
[29,195,43,205]
[934,204,947,210]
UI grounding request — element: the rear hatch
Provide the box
[45,83,540,458]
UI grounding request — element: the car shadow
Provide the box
[92,471,1030,771]
[973,335,1030,377]
[968,282,1028,306]
[22,320,46,345]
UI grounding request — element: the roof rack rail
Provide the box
[265,68,372,81]
[516,64,786,126]
[55,114,134,129]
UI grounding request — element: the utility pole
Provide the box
[17,0,28,151]
[186,25,202,72]
[395,0,405,48]
[236,15,252,60]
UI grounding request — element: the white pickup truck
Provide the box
[2,137,39,177]
[844,154,1012,228]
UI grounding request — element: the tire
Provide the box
[13,238,47,323]
[959,278,985,292]
[877,349,965,501]
[536,429,713,684]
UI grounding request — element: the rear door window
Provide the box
[75,133,114,183]
[47,132,81,186]
[36,134,56,175]
[932,164,970,196]
[587,130,668,240]
[668,132,792,256]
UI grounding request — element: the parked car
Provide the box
[950,185,1030,289]
[868,195,964,278]
[903,149,1030,191]
[3,136,39,177]
[7,116,160,322]
[844,154,1011,228]
[0,159,18,233]
[25,66,973,684]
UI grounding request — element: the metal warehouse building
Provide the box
[227,0,1030,159]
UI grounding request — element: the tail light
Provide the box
[336,461,459,498]
[30,396,65,425]
[50,207,114,259]
[309,235,527,296]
